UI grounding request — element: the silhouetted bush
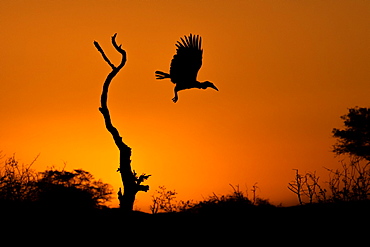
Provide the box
[289,108,370,205]
[0,154,39,206]
[150,186,194,214]
[37,168,113,209]
[288,157,370,204]
[326,156,370,202]
[151,184,274,215]
[288,169,326,205]
[0,154,113,210]
[185,185,274,214]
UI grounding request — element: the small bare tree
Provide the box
[150,186,194,214]
[94,34,150,212]
[288,169,326,205]
[288,169,304,205]
[325,156,370,202]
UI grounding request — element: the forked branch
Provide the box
[94,33,127,151]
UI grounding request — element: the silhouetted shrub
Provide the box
[151,184,275,215]
[37,168,113,209]
[0,154,39,205]
[150,186,194,214]
[186,185,257,214]
[289,108,370,205]
[326,156,370,202]
[288,157,370,204]
[0,154,113,209]
[288,169,326,205]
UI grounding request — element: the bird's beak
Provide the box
[210,84,219,91]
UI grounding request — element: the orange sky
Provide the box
[1,0,370,211]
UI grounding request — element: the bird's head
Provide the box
[202,81,219,91]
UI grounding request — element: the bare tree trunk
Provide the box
[94,34,150,212]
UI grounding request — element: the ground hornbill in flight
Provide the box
[155,34,218,103]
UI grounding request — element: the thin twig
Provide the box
[93,41,116,69]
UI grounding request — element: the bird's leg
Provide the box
[172,89,178,103]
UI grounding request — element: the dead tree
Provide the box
[94,33,150,212]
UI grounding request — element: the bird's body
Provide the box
[155,34,218,102]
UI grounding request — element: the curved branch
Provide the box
[94,33,128,152]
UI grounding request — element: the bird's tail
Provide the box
[155,71,170,80]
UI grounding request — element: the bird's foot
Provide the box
[172,96,178,103]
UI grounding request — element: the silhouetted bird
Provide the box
[155,34,218,103]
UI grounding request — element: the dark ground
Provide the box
[0,202,370,246]
[1,201,369,244]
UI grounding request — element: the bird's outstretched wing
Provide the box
[169,34,203,84]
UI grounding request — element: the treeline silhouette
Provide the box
[1,153,368,240]
[0,154,113,211]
